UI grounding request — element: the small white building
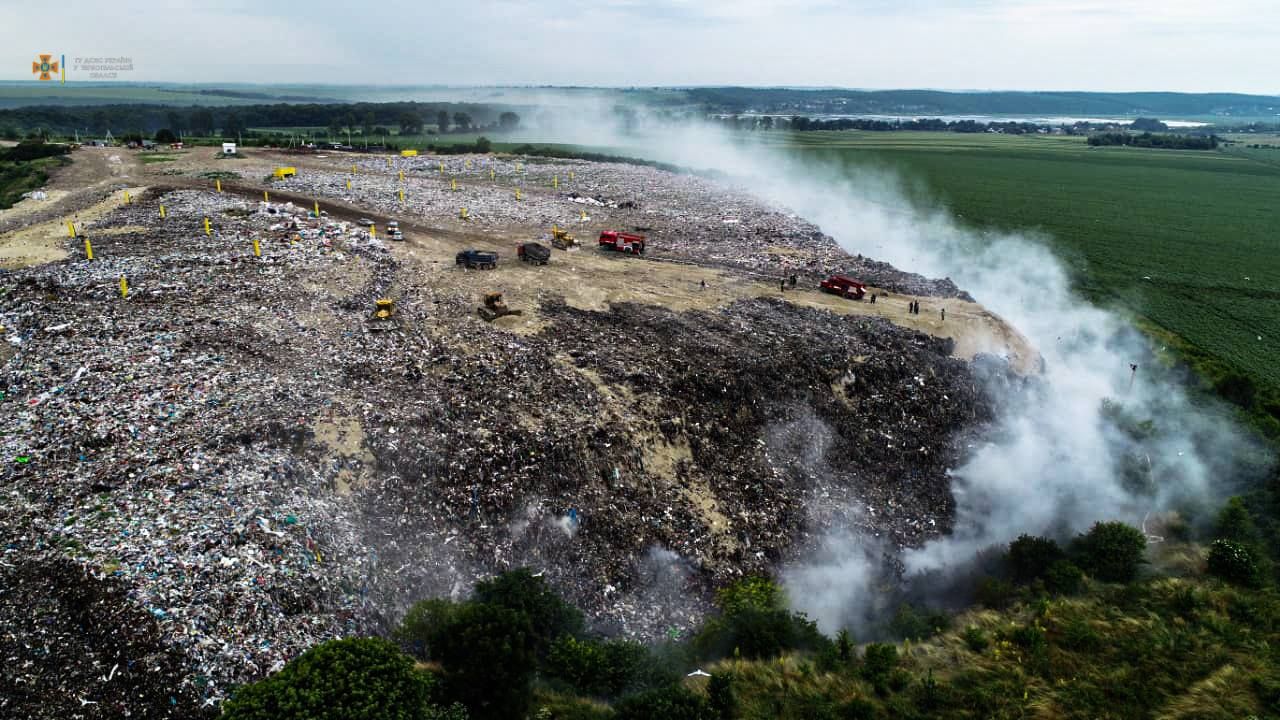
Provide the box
[221,142,237,155]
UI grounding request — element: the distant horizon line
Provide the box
[0,80,1276,97]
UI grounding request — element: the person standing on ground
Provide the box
[780,280,785,293]
[941,307,946,321]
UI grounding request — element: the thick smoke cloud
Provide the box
[515,99,1264,634]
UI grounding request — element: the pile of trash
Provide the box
[265,152,967,298]
[0,177,1004,717]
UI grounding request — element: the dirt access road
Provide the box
[3,145,1039,372]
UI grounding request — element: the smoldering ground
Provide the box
[516,102,1270,635]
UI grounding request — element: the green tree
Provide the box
[452,112,472,132]
[190,109,215,136]
[473,136,492,153]
[395,597,460,660]
[707,672,737,720]
[220,638,438,720]
[362,111,376,136]
[437,110,450,134]
[1215,497,1260,544]
[1008,535,1065,583]
[472,568,583,654]
[715,577,784,615]
[1207,539,1265,587]
[153,128,178,144]
[861,643,898,684]
[399,112,423,135]
[433,602,536,720]
[498,112,520,131]
[223,112,246,139]
[1073,521,1147,583]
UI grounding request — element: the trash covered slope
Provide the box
[258,153,970,299]
[0,176,1006,717]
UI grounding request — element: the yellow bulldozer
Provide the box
[550,225,579,250]
[367,297,399,331]
[478,292,523,322]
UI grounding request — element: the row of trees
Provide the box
[0,101,522,138]
[1087,131,1220,149]
[220,517,1183,720]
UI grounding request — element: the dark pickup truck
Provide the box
[455,249,498,269]
[517,242,551,265]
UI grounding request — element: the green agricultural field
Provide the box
[770,131,1280,428]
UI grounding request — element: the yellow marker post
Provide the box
[216,179,222,193]
[553,175,559,189]
[451,179,457,192]
[351,164,357,174]
[515,189,522,201]
[581,209,587,221]
[516,163,522,173]
[119,275,128,299]
[123,190,131,204]
[253,238,261,257]
[66,221,76,238]
[460,207,468,220]
[490,167,495,181]
[439,162,444,174]
[465,159,472,170]
[159,204,166,219]
[84,238,93,261]
[204,217,212,236]
[399,170,404,182]
[398,189,405,203]
[346,178,352,190]
[570,171,575,182]
[263,190,269,202]
[313,200,320,217]
[386,157,391,167]
[370,225,376,239]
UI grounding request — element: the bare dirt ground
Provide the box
[127,145,1037,371]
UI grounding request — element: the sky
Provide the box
[2,0,1278,93]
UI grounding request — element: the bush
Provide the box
[839,697,878,720]
[1073,521,1147,582]
[1044,560,1084,595]
[974,576,1016,609]
[716,576,784,615]
[861,643,898,683]
[1207,539,1265,588]
[614,684,712,720]
[888,604,950,641]
[1008,535,1065,583]
[706,672,737,720]
[693,606,828,660]
[962,625,989,653]
[473,569,583,655]
[433,602,536,720]
[1215,497,1261,544]
[220,638,438,720]
[546,636,674,698]
[0,140,70,162]
[395,598,460,659]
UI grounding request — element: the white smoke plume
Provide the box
[504,97,1266,633]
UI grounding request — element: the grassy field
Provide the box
[754,131,1280,431]
[0,155,67,208]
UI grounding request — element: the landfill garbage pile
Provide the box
[0,178,1004,717]
[0,555,216,720]
[0,190,383,715]
[268,153,968,298]
[354,297,1002,639]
